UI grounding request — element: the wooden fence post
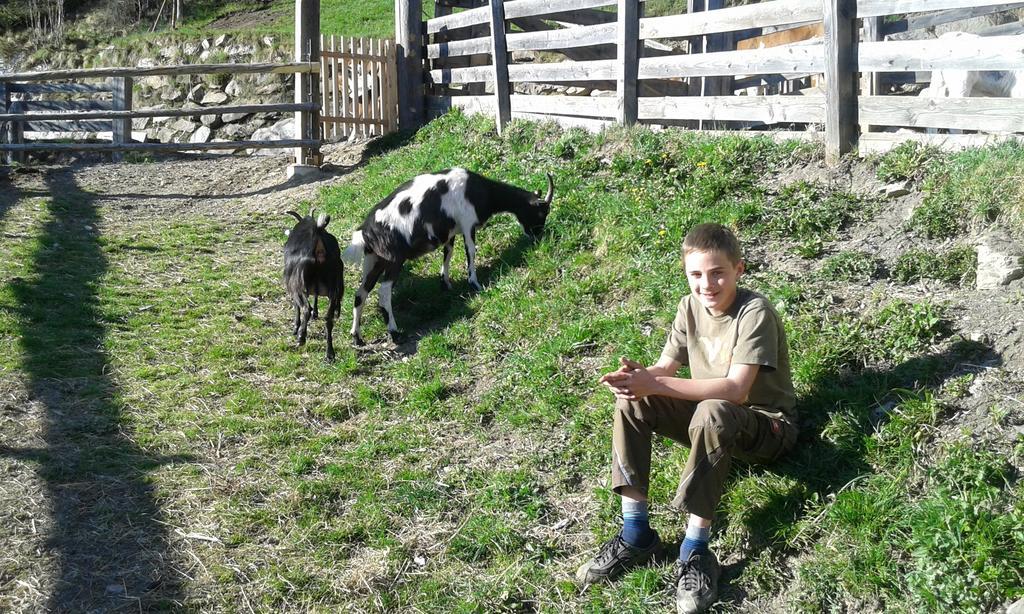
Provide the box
[0,82,9,165]
[291,0,321,178]
[617,0,639,126]
[824,0,858,165]
[112,76,132,162]
[395,0,425,130]
[489,0,511,133]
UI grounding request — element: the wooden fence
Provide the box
[0,0,323,175]
[392,0,1024,162]
[319,35,399,139]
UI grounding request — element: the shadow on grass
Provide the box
[0,169,191,611]
[713,338,998,605]
[360,233,538,355]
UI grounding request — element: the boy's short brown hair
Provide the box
[682,223,742,264]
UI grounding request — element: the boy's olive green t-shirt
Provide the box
[660,288,797,424]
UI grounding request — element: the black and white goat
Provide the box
[342,168,554,345]
[284,209,344,361]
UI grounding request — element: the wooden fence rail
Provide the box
[1,0,324,176]
[400,0,1024,161]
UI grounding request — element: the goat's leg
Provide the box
[351,254,387,346]
[463,227,482,291]
[312,291,319,320]
[293,301,301,336]
[297,293,313,346]
[440,237,455,291]
[379,262,404,343]
[325,290,340,362]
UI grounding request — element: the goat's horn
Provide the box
[286,210,303,222]
[543,173,554,205]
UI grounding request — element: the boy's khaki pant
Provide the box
[612,396,797,519]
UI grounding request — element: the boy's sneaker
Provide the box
[575,530,661,585]
[674,550,720,614]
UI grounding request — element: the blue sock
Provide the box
[621,498,656,548]
[679,525,710,561]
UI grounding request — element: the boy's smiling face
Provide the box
[684,248,744,316]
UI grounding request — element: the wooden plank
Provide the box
[824,0,857,165]
[396,0,425,129]
[430,59,617,84]
[23,99,114,112]
[858,0,1024,19]
[321,115,396,126]
[112,76,133,161]
[0,139,321,152]
[490,0,512,133]
[428,93,613,115]
[372,38,381,135]
[330,35,339,139]
[380,39,389,133]
[638,95,825,123]
[640,0,822,40]
[546,7,617,25]
[858,131,1022,155]
[23,120,114,132]
[364,37,372,136]
[881,2,1024,37]
[637,43,825,79]
[431,41,835,84]
[617,0,639,125]
[0,103,319,122]
[427,0,615,34]
[0,62,318,83]
[320,51,386,61]
[320,34,331,140]
[365,37,374,136]
[340,36,349,137]
[980,20,1024,37]
[426,23,616,59]
[8,82,114,94]
[388,39,400,132]
[859,35,1024,72]
[860,96,1024,132]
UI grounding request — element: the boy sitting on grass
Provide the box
[576,223,798,614]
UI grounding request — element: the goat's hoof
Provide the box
[297,337,307,346]
[469,280,483,292]
[325,350,336,362]
[352,334,365,347]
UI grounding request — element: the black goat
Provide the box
[342,168,553,345]
[284,209,344,361]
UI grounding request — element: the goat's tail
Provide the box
[342,230,365,266]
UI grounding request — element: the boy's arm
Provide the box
[603,359,760,404]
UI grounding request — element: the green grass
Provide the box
[907,142,1024,239]
[1,112,1021,612]
[893,246,978,286]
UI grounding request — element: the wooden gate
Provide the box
[319,35,398,140]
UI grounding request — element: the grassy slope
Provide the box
[1,114,1023,612]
